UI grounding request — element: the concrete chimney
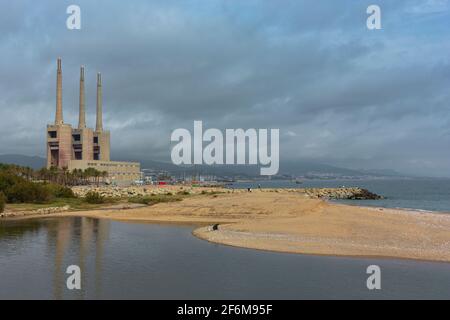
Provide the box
[55,58,63,125]
[95,72,103,132]
[78,66,86,129]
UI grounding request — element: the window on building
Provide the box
[48,131,57,138]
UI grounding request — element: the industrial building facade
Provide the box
[47,58,140,184]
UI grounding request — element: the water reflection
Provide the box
[0,217,110,299]
[1,217,450,299]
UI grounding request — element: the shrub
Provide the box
[0,192,6,213]
[0,171,54,204]
[0,167,75,204]
[0,172,22,194]
[6,181,52,203]
[200,190,223,196]
[85,191,104,204]
[45,184,76,198]
[128,194,182,206]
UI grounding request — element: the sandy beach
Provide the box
[10,188,450,263]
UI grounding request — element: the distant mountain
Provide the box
[356,168,405,177]
[140,159,407,178]
[0,154,409,178]
[139,160,261,176]
[0,154,46,169]
[279,161,364,176]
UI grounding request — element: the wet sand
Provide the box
[8,190,450,262]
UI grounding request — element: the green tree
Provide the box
[85,191,104,204]
[0,191,6,213]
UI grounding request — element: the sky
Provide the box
[0,0,449,176]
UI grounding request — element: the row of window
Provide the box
[86,162,139,169]
[48,131,99,144]
[73,135,98,143]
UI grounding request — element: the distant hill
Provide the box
[0,154,46,169]
[280,161,364,176]
[0,154,408,178]
[139,159,408,178]
[356,168,405,177]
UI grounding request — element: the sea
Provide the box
[230,178,450,213]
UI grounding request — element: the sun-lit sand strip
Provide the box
[11,189,450,262]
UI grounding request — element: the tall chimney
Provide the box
[55,58,63,125]
[78,66,86,129]
[95,72,103,132]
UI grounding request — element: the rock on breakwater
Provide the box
[70,185,382,200]
[70,185,227,198]
[303,187,382,200]
[1,205,70,219]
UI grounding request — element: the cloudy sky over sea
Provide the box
[0,0,449,176]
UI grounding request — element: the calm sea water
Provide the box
[231,178,450,212]
[0,217,449,299]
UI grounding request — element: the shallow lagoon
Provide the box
[0,217,449,299]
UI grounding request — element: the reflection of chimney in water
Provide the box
[79,217,94,299]
[53,219,71,300]
[94,219,110,298]
[80,217,93,263]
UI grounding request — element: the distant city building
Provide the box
[46,58,140,184]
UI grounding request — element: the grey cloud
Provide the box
[0,0,449,176]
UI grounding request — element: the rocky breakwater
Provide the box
[71,186,181,198]
[303,187,382,200]
[1,205,70,218]
[71,185,229,198]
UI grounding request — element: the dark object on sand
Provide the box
[212,224,219,231]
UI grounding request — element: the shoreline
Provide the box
[327,199,450,217]
[5,198,450,221]
[192,227,450,265]
[2,189,450,263]
[327,199,448,216]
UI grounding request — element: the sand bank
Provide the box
[5,190,450,262]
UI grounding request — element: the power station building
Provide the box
[47,58,141,184]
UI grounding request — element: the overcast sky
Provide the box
[0,0,449,176]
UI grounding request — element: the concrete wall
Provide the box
[67,159,141,184]
[47,124,73,169]
[96,131,110,161]
[81,128,94,161]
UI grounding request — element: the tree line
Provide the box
[0,164,110,213]
[0,164,109,186]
